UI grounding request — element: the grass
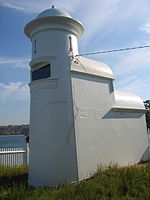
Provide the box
[0,163,150,200]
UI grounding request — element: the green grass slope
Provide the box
[0,163,150,200]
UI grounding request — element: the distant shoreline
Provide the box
[0,125,29,136]
[0,135,26,136]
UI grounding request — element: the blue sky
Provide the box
[0,0,150,125]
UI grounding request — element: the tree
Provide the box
[143,100,150,131]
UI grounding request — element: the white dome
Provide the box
[37,7,72,19]
[25,6,84,39]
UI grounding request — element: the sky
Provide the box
[0,0,150,125]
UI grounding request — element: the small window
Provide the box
[32,64,51,81]
[109,81,114,93]
[34,39,36,53]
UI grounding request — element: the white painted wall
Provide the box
[71,72,148,181]
[29,77,78,186]
[31,30,79,60]
[25,15,83,186]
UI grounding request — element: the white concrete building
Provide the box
[24,6,148,187]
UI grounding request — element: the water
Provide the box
[0,135,26,149]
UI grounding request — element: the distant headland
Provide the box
[0,125,29,136]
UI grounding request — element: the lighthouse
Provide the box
[24,6,84,186]
[25,6,148,187]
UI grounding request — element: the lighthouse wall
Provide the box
[71,71,148,181]
[31,30,79,60]
[28,29,79,186]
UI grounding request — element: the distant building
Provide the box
[24,6,148,187]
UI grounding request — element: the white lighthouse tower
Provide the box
[24,6,84,186]
[25,6,148,187]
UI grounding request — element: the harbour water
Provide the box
[0,135,26,148]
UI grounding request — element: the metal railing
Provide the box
[0,145,29,166]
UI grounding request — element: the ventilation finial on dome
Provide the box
[52,5,55,9]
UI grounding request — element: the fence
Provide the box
[0,144,29,166]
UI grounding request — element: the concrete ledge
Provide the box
[112,106,147,113]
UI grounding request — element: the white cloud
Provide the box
[101,42,150,100]
[78,0,122,41]
[1,0,150,49]
[0,0,80,14]
[114,77,149,100]
[115,75,137,88]
[112,48,150,76]
[139,23,150,34]
[78,0,150,50]
[0,57,29,68]
[0,2,31,13]
[0,113,29,126]
[0,82,29,101]
[109,47,150,100]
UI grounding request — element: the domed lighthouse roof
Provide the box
[37,6,72,19]
[24,6,84,38]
